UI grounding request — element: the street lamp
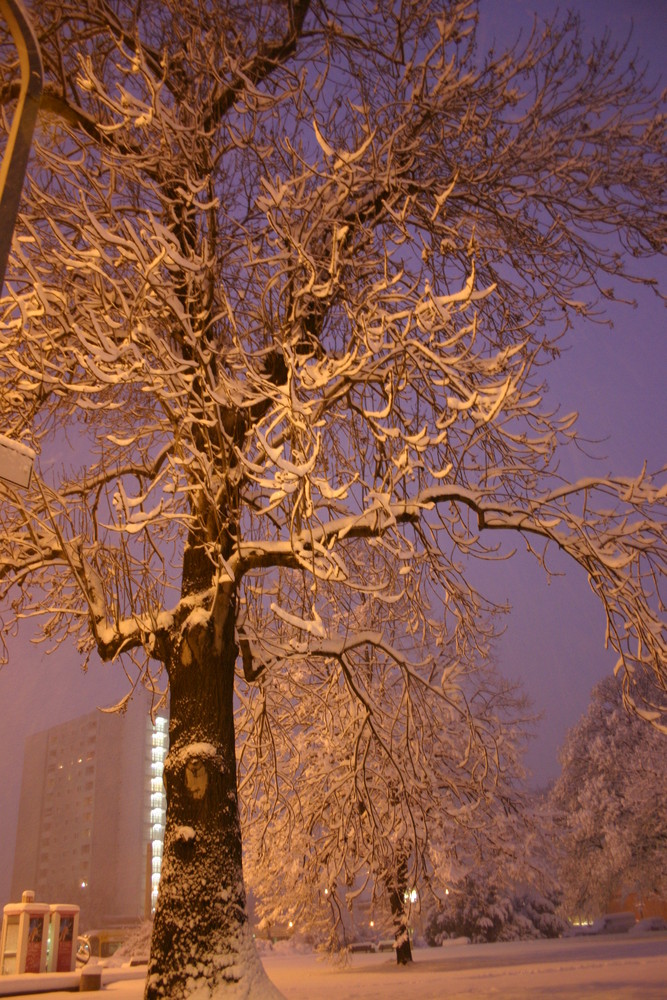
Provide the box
[0,0,42,487]
[0,0,43,293]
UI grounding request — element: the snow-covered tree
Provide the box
[1,2,666,997]
[240,621,531,963]
[551,676,667,920]
[423,786,566,945]
[424,875,565,944]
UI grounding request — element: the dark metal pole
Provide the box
[0,0,43,293]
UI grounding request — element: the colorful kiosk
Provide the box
[0,891,50,975]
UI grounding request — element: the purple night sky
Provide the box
[1,0,665,904]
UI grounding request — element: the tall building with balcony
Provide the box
[10,693,167,930]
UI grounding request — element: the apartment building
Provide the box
[10,693,167,930]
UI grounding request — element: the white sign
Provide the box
[0,434,35,488]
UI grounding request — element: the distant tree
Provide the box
[241,628,531,964]
[423,789,566,944]
[1,2,665,998]
[551,676,667,919]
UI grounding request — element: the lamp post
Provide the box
[0,0,43,293]
[0,0,41,487]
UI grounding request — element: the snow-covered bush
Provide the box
[510,887,567,940]
[111,920,153,965]
[425,878,565,944]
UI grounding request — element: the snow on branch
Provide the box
[2,0,665,989]
[233,470,665,706]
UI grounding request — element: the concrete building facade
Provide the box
[10,694,167,930]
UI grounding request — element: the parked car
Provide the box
[562,924,591,937]
[564,912,637,938]
[628,916,667,934]
[76,928,130,966]
[588,912,636,935]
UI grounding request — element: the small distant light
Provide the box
[369,921,374,928]
[80,881,88,889]
[445,889,449,895]
[324,888,328,895]
[288,921,293,929]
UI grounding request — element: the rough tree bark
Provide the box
[147,581,282,998]
[387,854,413,965]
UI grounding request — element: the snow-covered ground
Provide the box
[5,934,666,999]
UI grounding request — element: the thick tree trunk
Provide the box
[145,591,283,999]
[388,856,413,966]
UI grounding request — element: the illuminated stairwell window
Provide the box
[150,716,168,912]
